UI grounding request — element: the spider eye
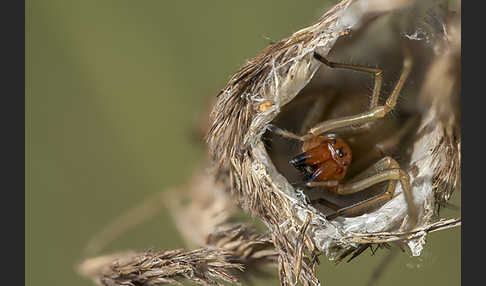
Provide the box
[337,148,345,158]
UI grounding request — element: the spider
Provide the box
[269,50,418,229]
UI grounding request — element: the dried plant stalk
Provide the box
[340,217,461,244]
[80,225,278,286]
[165,163,237,248]
[78,248,244,286]
[206,223,278,266]
[80,162,279,286]
[165,164,279,268]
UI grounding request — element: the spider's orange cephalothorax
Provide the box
[290,135,352,182]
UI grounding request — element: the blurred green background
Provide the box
[25,0,460,285]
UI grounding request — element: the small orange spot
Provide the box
[341,29,351,36]
[258,100,273,112]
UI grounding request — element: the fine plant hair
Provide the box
[79,0,461,285]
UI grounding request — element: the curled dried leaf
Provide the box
[206,0,460,283]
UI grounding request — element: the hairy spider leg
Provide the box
[300,49,412,141]
[310,156,417,229]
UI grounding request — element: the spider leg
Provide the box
[299,91,334,135]
[302,49,413,141]
[266,124,302,141]
[313,52,383,110]
[310,198,341,211]
[306,180,340,188]
[266,89,337,141]
[322,157,417,229]
[372,115,419,155]
[267,99,375,142]
[352,115,420,171]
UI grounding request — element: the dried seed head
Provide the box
[78,248,245,286]
[206,0,460,283]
